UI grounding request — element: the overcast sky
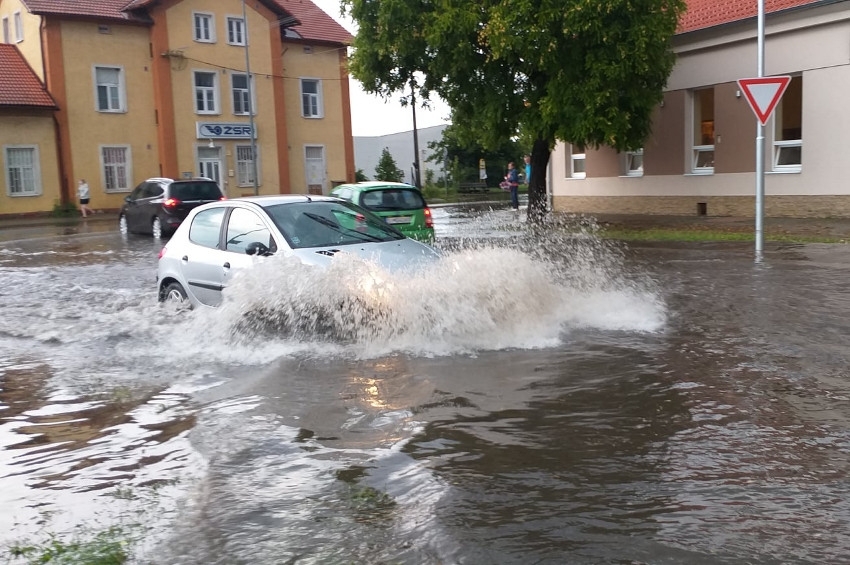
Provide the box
[310,0,452,137]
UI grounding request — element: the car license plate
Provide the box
[386,216,412,225]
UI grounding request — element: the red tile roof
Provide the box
[21,0,350,43]
[679,0,825,33]
[0,44,56,108]
[21,0,150,23]
[274,0,353,44]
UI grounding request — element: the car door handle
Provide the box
[223,262,231,269]
[181,255,188,262]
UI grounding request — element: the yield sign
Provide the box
[737,76,791,125]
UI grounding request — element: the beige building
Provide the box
[551,0,850,218]
[0,0,354,217]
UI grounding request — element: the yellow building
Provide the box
[0,0,355,217]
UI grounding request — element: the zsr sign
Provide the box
[196,122,255,139]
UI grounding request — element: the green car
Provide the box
[330,181,435,243]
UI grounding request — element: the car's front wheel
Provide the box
[160,281,188,305]
[152,216,163,239]
[119,214,128,235]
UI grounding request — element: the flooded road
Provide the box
[1,207,849,564]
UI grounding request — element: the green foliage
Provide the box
[354,168,369,182]
[343,0,687,219]
[374,147,404,182]
[51,200,78,218]
[7,527,129,565]
[427,123,521,187]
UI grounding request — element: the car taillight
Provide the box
[158,246,166,260]
[220,196,227,200]
[163,198,180,208]
[424,207,433,228]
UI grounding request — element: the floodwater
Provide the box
[1,207,849,564]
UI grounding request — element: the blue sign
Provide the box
[196,122,256,139]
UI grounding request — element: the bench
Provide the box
[458,181,488,193]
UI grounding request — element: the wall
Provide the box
[59,19,160,210]
[0,110,61,214]
[550,5,850,217]
[354,124,448,184]
[282,40,351,194]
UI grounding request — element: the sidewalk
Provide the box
[3,208,850,240]
[591,213,850,240]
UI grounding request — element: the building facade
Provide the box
[354,125,449,186]
[550,0,850,218]
[0,0,354,217]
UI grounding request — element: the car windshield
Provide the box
[264,200,406,249]
[171,182,222,201]
[360,188,425,212]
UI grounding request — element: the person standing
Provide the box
[506,162,520,210]
[523,154,532,185]
[77,179,93,217]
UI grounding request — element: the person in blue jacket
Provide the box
[506,162,520,210]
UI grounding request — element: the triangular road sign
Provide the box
[737,76,792,125]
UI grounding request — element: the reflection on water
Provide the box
[1,216,850,563]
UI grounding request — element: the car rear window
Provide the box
[171,182,222,201]
[360,188,425,212]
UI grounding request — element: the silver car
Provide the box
[156,195,440,308]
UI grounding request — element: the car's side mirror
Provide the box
[245,241,270,256]
[124,195,132,203]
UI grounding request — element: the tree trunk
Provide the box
[526,136,552,223]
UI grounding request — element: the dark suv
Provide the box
[119,177,225,238]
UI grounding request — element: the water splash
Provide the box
[185,212,666,358]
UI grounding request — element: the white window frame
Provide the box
[624,148,644,177]
[231,73,255,115]
[300,78,323,118]
[772,76,802,173]
[227,16,245,46]
[772,139,802,172]
[690,88,715,174]
[235,144,261,187]
[93,65,127,113]
[99,145,132,193]
[4,145,41,196]
[13,11,23,43]
[2,17,10,44]
[304,145,326,193]
[193,12,215,43]
[569,145,586,179]
[193,70,219,114]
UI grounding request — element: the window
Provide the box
[226,209,272,254]
[94,66,125,112]
[231,73,253,115]
[305,145,325,194]
[13,12,22,43]
[625,149,644,177]
[570,145,586,179]
[5,146,40,196]
[193,12,214,42]
[773,75,802,171]
[692,88,715,173]
[189,207,226,249]
[100,146,131,192]
[2,18,9,43]
[300,79,323,118]
[227,17,245,46]
[194,71,218,113]
[236,145,258,186]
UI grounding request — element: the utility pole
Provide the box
[411,81,421,189]
[243,0,259,196]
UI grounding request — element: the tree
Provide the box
[427,122,521,188]
[344,0,686,221]
[374,147,404,182]
[355,168,369,182]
